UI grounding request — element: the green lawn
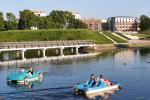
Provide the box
[0,29,113,44]
[103,32,127,43]
[132,33,150,38]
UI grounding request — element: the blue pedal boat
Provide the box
[73,80,120,96]
[7,69,43,85]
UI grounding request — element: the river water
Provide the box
[0,48,150,100]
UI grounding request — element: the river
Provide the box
[0,48,150,100]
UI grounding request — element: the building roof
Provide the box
[32,9,46,13]
[72,11,80,14]
[81,17,101,21]
[114,16,137,18]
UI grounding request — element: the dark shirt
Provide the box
[29,70,33,75]
[92,80,96,86]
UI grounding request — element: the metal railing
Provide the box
[0,40,94,49]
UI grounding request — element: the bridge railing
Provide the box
[0,40,94,49]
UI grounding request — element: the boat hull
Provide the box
[7,76,41,84]
[86,84,119,96]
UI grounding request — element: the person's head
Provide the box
[90,74,95,79]
[100,75,103,79]
[29,67,33,71]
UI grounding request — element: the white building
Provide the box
[32,10,47,17]
[102,19,107,23]
[71,11,81,19]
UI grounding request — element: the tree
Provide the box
[49,10,88,29]
[140,15,150,31]
[5,12,18,30]
[38,16,55,29]
[49,10,71,29]
[18,9,40,29]
[0,12,4,31]
[71,19,88,29]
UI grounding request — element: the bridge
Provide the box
[0,40,94,60]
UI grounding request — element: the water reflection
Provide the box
[0,48,90,62]
[0,53,96,67]
[7,81,37,91]
[115,49,136,65]
[115,48,150,65]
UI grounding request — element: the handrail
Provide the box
[0,40,94,49]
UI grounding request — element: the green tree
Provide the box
[140,15,150,31]
[0,12,4,31]
[5,12,18,30]
[18,9,39,29]
[49,10,88,29]
[39,16,55,29]
[49,10,72,29]
[71,19,88,29]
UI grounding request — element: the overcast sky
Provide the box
[0,0,150,19]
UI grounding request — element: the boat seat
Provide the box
[98,81,108,88]
[85,80,94,87]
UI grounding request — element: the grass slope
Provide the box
[103,32,127,43]
[137,30,150,39]
[0,29,113,44]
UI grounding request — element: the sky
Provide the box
[0,0,150,19]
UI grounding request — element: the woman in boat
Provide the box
[96,75,103,86]
[96,75,112,86]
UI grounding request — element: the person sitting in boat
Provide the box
[96,75,105,86]
[28,67,33,76]
[97,75,112,86]
[85,74,96,87]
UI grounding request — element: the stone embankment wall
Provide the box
[93,44,116,52]
[93,40,150,52]
[128,40,150,47]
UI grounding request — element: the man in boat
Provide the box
[28,67,33,76]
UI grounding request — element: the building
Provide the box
[32,10,46,17]
[82,17,102,31]
[71,11,81,19]
[102,19,107,23]
[108,16,139,33]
